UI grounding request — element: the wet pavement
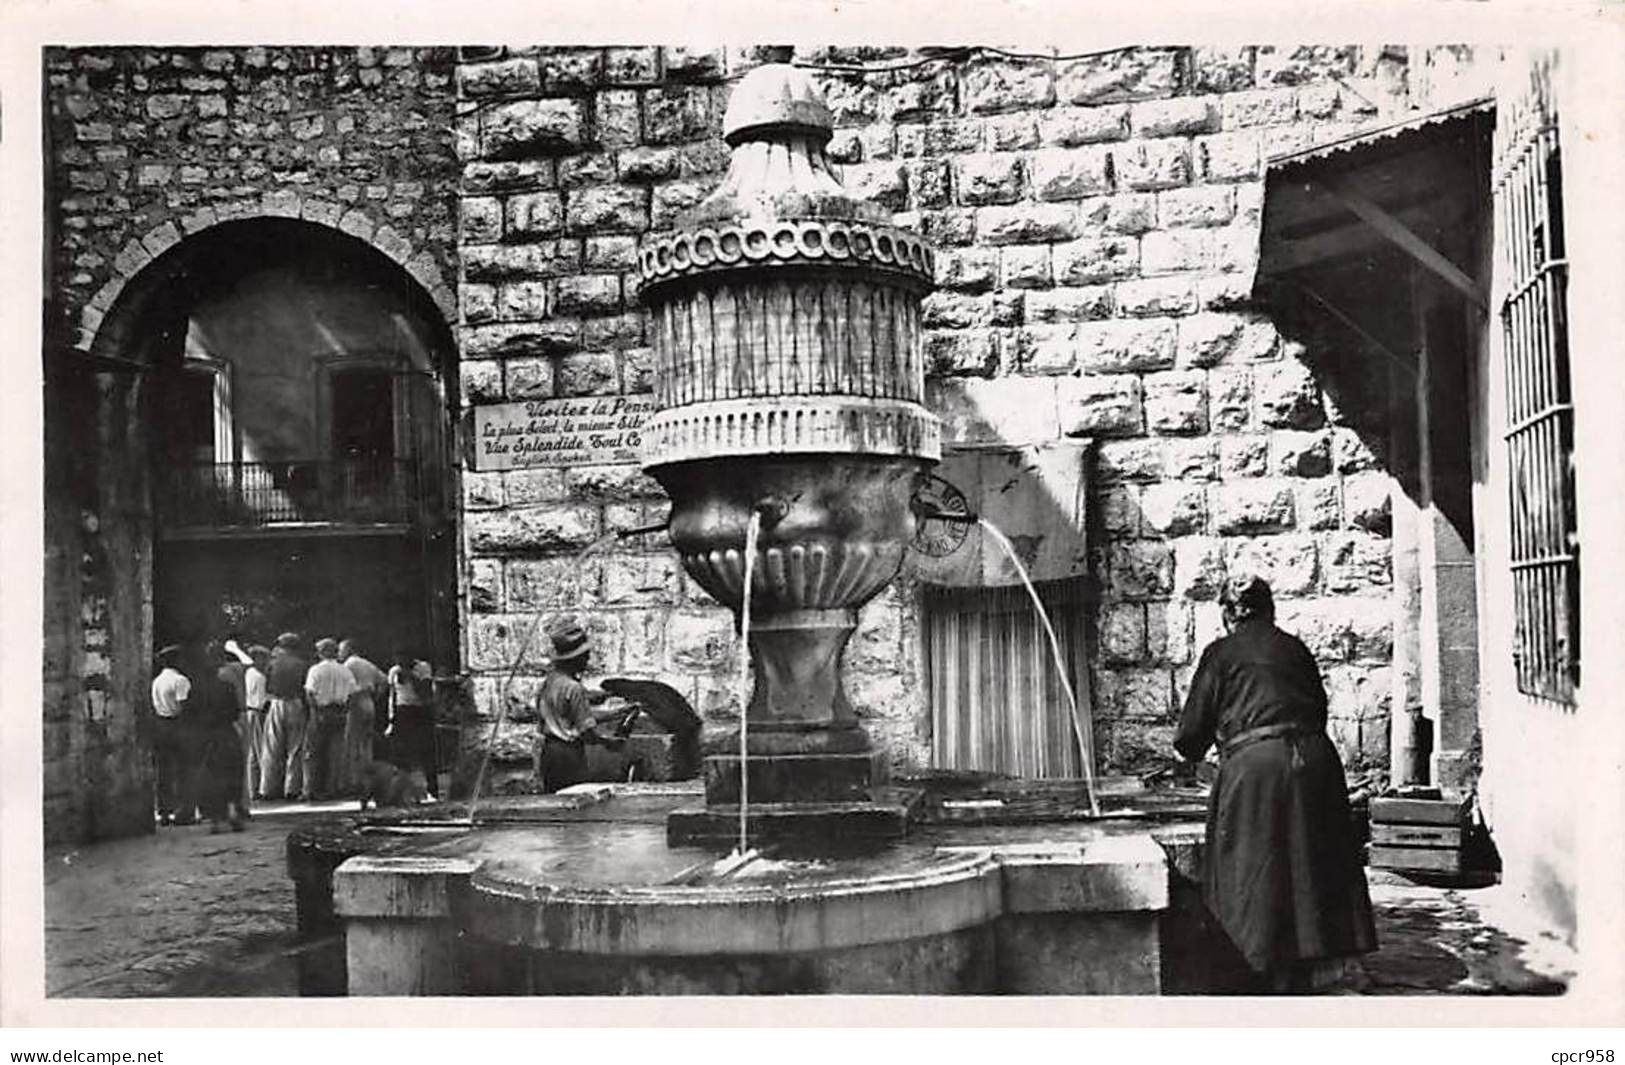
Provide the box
[41,796,1577,999]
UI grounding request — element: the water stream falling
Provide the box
[464,529,623,824]
[977,517,1101,818]
[734,510,763,856]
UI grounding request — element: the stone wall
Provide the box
[450,44,1427,779]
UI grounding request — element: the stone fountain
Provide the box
[635,63,939,849]
[285,64,1217,999]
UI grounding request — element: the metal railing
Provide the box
[158,458,420,529]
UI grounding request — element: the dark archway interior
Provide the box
[93,218,461,667]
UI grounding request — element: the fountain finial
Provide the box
[722,63,833,146]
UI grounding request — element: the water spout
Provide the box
[977,517,1101,818]
[464,529,623,824]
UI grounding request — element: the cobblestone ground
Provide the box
[43,816,1575,998]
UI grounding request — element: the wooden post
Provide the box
[332,856,480,997]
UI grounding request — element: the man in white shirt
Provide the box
[243,645,271,801]
[304,637,359,801]
[150,643,195,826]
[338,638,387,793]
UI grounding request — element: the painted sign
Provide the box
[470,395,657,470]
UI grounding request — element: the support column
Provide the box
[332,856,479,996]
[1389,355,1428,786]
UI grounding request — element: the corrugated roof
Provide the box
[1268,96,1495,170]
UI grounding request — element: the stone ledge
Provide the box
[940,833,1169,913]
[333,856,481,920]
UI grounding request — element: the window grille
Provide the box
[1494,60,1579,702]
[924,578,1089,778]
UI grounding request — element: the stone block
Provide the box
[555,353,618,396]
[1098,485,1140,539]
[1208,367,1253,432]
[1095,439,1164,483]
[1158,186,1236,229]
[986,114,1041,151]
[1055,374,1143,438]
[1025,286,1114,323]
[1175,313,1277,368]
[642,85,714,145]
[665,610,737,674]
[844,162,908,211]
[482,99,587,159]
[1114,140,1192,192]
[926,375,1061,446]
[601,553,682,606]
[1140,229,1215,275]
[566,463,661,502]
[1095,193,1158,236]
[1040,105,1130,147]
[459,58,539,97]
[463,159,557,193]
[1143,370,1208,435]
[1057,49,1180,104]
[565,184,646,235]
[1224,534,1319,596]
[1254,44,1358,86]
[977,204,1082,245]
[462,470,504,510]
[1000,245,1052,289]
[467,504,601,556]
[1115,277,1197,318]
[1331,426,1381,473]
[498,281,549,321]
[503,467,568,506]
[1298,481,1343,531]
[1212,480,1295,534]
[462,195,504,243]
[1146,600,1194,665]
[1132,98,1219,138]
[1220,88,1300,128]
[507,555,601,609]
[1270,429,1332,477]
[604,46,660,85]
[1053,238,1139,285]
[498,191,562,241]
[1100,667,1175,721]
[1163,438,1217,481]
[900,158,950,210]
[1189,46,1256,92]
[1255,360,1324,428]
[923,292,1017,330]
[1321,531,1392,592]
[962,60,1057,114]
[1343,472,1392,533]
[936,248,999,293]
[551,274,622,316]
[594,89,641,150]
[924,329,1000,377]
[1139,481,1207,538]
[504,357,554,400]
[1110,540,1175,600]
[1196,131,1263,182]
[1077,318,1177,374]
[459,359,502,403]
[1027,146,1113,201]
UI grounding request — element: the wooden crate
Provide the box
[1367,791,1471,874]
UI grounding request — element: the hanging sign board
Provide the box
[469,395,657,471]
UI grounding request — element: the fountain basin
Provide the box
[289,782,1237,996]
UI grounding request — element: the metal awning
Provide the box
[1257,97,1495,311]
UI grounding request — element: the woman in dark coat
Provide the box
[1175,574,1377,992]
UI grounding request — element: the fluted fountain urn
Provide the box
[637,64,939,846]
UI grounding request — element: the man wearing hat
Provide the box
[534,616,623,794]
[260,632,310,801]
[304,637,360,801]
[1175,573,1377,992]
[150,643,194,826]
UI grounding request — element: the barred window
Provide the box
[1494,64,1579,702]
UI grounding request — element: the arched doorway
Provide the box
[98,217,459,672]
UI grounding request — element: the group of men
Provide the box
[149,632,439,832]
